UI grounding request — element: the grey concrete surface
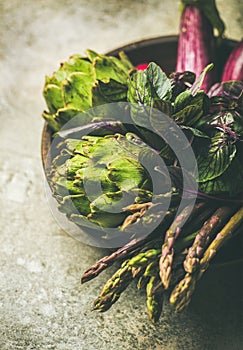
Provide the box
[0,1,242,349]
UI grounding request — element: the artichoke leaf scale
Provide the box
[62,72,94,111]
[43,84,64,114]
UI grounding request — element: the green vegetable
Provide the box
[170,206,243,312]
[42,6,243,322]
[48,132,177,244]
[146,275,164,324]
[43,51,133,131]
[93,249,160,312]
[159,202,206,290]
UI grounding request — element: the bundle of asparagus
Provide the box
[81,204,243,322]
[42,0,243,323]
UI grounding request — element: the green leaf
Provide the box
[91,85,107,106]
[197,133,237,183]
[181,126,210,138]
[128,63,172,107]
[108,157,149,191]
[145,62,172,101]
[173,89,191,111]
[59,194,91,217]
[173,90,206,126]
[109,55,133,75]
[98,79,128,102]
[58,154,88,178]
[45,70,67,87]
[173,104,204,126]
[88,208,128,228]
[150,110,189,163]
[159,144,175,161]
[127,70,150,105]
[127,68,173,131]
[191,64,214,96]
[70,213,102,230]
[154,100,172,116]
[198,158,243,196]
[173,90,210,127]
[53,177,83,196]
[127,70,152,128]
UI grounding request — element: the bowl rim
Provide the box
[106,34,178,55]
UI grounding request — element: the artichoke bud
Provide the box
[42,51,133,132]
[48,133,167,232]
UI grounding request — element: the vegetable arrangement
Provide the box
[42,0,243,323]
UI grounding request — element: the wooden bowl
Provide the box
[41,35,242,262]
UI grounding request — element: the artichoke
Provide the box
[42,50,133,132]
[48,131,176,246]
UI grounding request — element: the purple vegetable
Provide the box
[222,40,243,82]
[176,6,216,92]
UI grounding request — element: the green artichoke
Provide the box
[42,50,133,132]
[48,131,174,244]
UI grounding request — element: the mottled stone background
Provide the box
[0,1,242,349]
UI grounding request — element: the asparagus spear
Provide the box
[169,272,196,312]
[181,204,218,236]
[170,206,243,312]
[93,249,160,312]
[184,206,237,273]
[93,224,203,318]
[145,242,194,322]
[198,206,243,277]
[81,198,209,287]
[81,210,174,284]
[143,229,199,322]
[81,237,147,284]
[93,261,133,312]
[159,202,205,289]
[146,276,164,324]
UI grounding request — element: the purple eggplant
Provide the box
[176,5,216,92]
[222,40,243,82]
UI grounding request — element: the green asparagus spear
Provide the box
[81,210,174,284]
[159,203,204,289]
[93,249,160,312]
[184,206,236,273]
[170,206,243,312]
[146,276,164,324]
[198,206,243,276]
